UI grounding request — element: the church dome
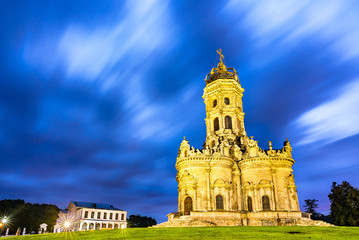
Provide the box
[204,49,239,85]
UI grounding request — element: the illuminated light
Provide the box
[2,218,7,224]
[64,221,71,228]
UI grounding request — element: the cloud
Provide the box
[223,0,359,63]
[294,79,359,145]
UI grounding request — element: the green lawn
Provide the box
[4,226,359,240]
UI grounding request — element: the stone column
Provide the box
[194,186,197,210]
[206,168,211,210]
[271,169,278,210]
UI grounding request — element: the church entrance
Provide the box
[184,197,193,215]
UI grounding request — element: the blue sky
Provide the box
[1,0,359,223]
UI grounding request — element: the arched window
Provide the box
[247,197,253,212]
[214,118,219,131]
[213,99,217,107]
[262,196,270,211]
[225,116,232,129]
[184,197,193,215]
[224,97,230,105]
[216,195,224,210]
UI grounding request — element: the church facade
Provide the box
[164,50,303,226]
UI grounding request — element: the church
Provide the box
[161,50,305,226]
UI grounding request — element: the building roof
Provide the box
[71,201,122,210]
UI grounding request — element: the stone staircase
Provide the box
[296,217,335,227]
[154,215,216,227]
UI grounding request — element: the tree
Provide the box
[302,199,332,222]
[303,199,318,214]
[127,214,157,228]
[328,181,359,226]
[0,199,59,235]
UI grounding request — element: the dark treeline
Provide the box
[127,214,157,227]
[304,181,359,226]
[0,199,59,235]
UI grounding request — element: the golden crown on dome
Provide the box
[204,49,239,85]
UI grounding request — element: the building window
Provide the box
[104,213,107,219]
[116,213,119,220]
[225,116,232,129]
[224,97,230,105]
[214,118,219,131]
[213,99,217,107]
[84,211,88,218]
[247,197,253,212]
[216,195,224,210]
[97,212,101,219]
[91,212,94,219]
[262,196,270,211]
[110,213,113,220]
[121,214,125,220]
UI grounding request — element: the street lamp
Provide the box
[0,217,8,236]
[64,221,71,228]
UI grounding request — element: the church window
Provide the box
[247,197,253,212]
[97,212,101,219]
[84,211,88,218]
[224,97,230,105]
[225,116,232,129]
[216,195,224,210]
[214,118,219,131]
[262,196,270,211]
[213,99,217,107]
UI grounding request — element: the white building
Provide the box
[54,201,127,232]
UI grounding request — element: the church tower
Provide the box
[165,49,305,227]
[203,49,247,150]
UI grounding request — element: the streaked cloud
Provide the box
[223,0,359,62]
[295,79,359,145]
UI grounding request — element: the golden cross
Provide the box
[216,49,224,63]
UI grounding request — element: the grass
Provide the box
[4,226,359,240]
